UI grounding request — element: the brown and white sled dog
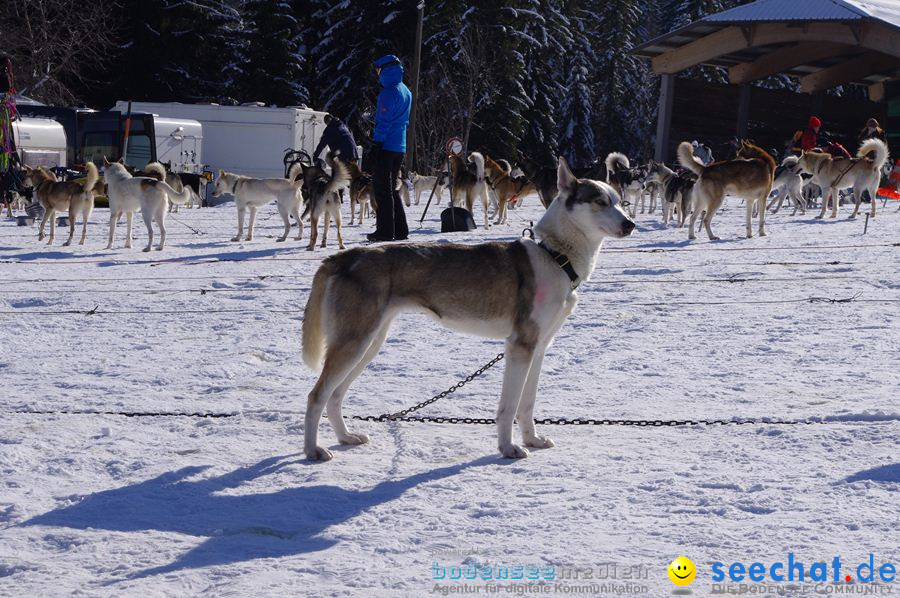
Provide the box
[300,157,636,461]
[450,152,492,228]
[796,139,888,219]
[765,155,805,216]
[23,163,100,246]
[484,155,536,225]
[344,161,373,226]
[213,163,305,242]
[299,156,351,250]
[103,158,192,251]
[678,140,775,240]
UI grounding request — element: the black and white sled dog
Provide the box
[299,155,351,250]
[605,153,647,216]
[301,157,636,461]
[645,161,695,227]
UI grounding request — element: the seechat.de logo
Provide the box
[668,556,697,586]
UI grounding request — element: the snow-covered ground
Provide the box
[1,193,898,597]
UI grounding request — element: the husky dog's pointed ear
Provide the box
[117,157,125,164]
[557,156,576,191]
[103,156,111,167]
[219,169,225,177]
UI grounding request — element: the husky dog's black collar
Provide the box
[538,241,580,289]
[231,179,239,194]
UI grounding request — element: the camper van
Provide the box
[13,117,67,169]
[113,101,328,179]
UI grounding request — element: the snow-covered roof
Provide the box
[702,0,895,26]
[631,0,900,88]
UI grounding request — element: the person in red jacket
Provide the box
[800,116,821,151]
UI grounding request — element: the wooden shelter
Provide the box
[632,0,900,161]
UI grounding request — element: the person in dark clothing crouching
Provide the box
[367,54,412,243]
[312,114,358,203]
[312,114,359,166]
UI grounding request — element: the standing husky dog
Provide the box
[139,162,192,214]
[299,157,351,250]
[483,155,536,225]
[678,140,775,240]
[301,157,636,461]
[213,163,305,242]
[103,158,191,251]
[23,163,99,246]
[796,138,888,219]
[765,155,805,215]
[449,152,492,228]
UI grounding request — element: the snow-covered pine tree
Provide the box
[556,7,595,167]
[517,0,571,167]
[241,0,308,107]
[591,0,648,157]
[105,0,246,103]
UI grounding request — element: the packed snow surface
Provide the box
[0,193,897,596]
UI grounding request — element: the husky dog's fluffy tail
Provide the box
[143,162,167,182]
[604,152,630,180]
[469,151,485,182]
[83,162,99,194]
[302,262,335,371]
[677,141,706,176]
[858,138,889,171]
[287,161,303,183]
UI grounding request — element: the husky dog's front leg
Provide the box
[232,204,246,241]
[498,337,535,459]
[516,348,555,449]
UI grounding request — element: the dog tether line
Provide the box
[4,354,834,426]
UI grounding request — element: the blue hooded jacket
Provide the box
[373,55,412,153]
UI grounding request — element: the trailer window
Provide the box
[83,132,118,165]
[125,135,152,170]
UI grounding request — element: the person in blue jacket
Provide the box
[367,54,412,242]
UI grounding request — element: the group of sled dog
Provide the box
[16,134,890,251]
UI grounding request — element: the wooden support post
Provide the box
[655,74,675,163]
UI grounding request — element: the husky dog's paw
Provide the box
[306,245,315,252]
[759,231,766,237]
[814,214,824,220]
[338,244,346,250]
[142,246,151,252]
[62,240,72,247]
[231,236,241,242]
[306,446,334,461]
[155,246,164,251]
[276,237,286,242]
[105,244,113,250]
[847,214,857,220]
[524,435,555,449]
[500,444,529,459]
[339,432,369,445]
[245,235,253,241]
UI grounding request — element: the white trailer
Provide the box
[151,116,203,174]
[114,101,328,179]
[13,116,67,169]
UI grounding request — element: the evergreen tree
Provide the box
[92,0,246,105]
[242,0,308,106]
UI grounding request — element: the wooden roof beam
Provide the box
[652,22,900,75]
[729,42,858,84]
[799,52,900,92]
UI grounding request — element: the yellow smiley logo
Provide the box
[668,556,697,586]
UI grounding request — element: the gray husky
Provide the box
[301,157,636,461]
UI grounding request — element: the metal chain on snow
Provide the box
[348,352,826,427]
[349,352,506,423]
